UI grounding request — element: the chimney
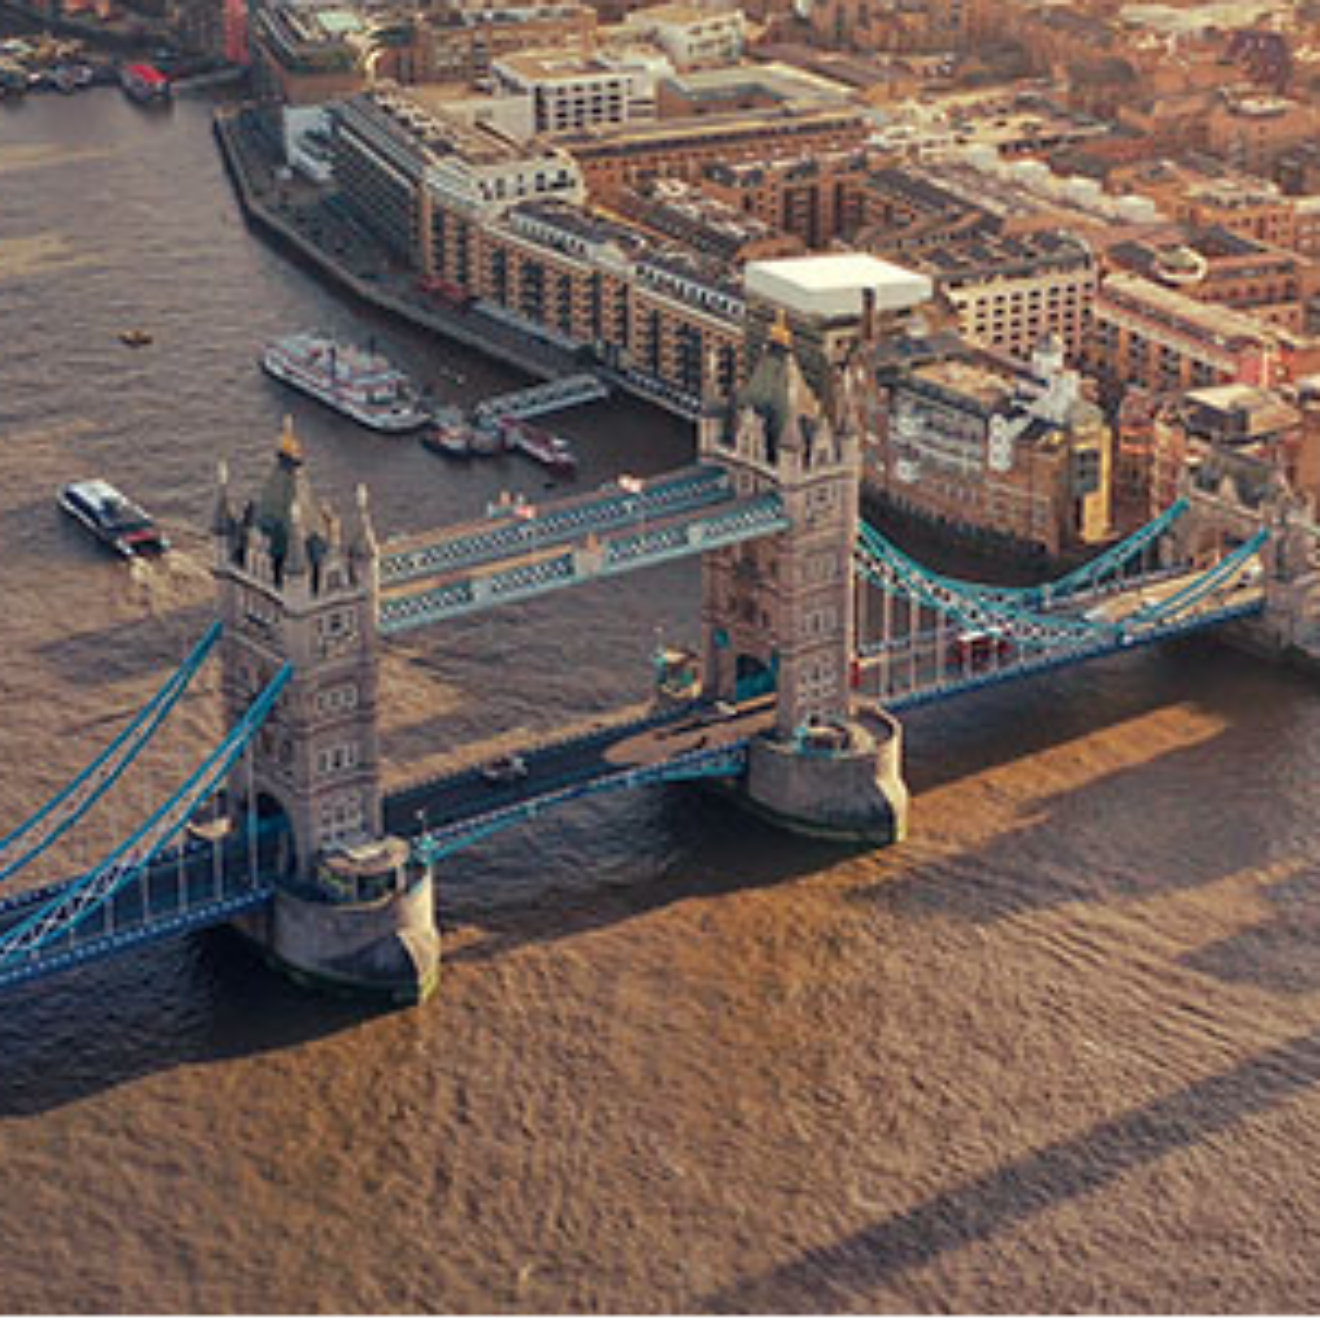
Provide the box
[861,285,877,343]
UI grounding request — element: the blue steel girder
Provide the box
[379,465,732,588]
[854,497,1191,610]
[884,595,1265,712]
[1126,529,1268,626]
[855,528,1266,661]
[379,493,790,635]
[853,534,1109,648]
[413,742,749,862]
[0,663,293,973]
[0,622,223,888]
[1026,497,1191,604]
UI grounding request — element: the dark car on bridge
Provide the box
[479,754,529,785]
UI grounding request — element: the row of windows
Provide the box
[805,605,839,637]
[318,792,365,846]
[316,742,360,776]
[966,287,1089,310]
[795,657,839,705]
[316,608,358,639]
[805,550,841,584]
[314,683,360,715]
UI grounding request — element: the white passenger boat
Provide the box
[261,333,430,433]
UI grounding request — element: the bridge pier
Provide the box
[234,842,439,1004]
[741,705,908,844]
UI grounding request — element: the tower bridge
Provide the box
[3,313,1320,1005]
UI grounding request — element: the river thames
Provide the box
[5,86,1320,1312]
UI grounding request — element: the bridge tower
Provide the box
[698,316,908,843]
[1176,446,1320,661]
[212,421,438,1002]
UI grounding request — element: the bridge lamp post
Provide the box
[514,497,538,557]
[619,474,644,545]
[415,808,431,876]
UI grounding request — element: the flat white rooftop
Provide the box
[744,253,932,320]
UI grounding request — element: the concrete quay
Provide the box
[214,107,608,392]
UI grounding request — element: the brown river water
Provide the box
[4,88,1320,1313]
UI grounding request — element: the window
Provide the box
[315,683,359,715]
[316,741,360,776]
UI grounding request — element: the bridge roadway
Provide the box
[384,697,776,855]
[0,698,775,992]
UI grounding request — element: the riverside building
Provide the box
[866,334,1114,558]
[331,85,585,272]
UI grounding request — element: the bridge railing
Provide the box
[378,493,790,634]
[472,373,609,423]
[412,740,749,863]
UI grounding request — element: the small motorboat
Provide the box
[502,418,578,477]
[468,419,506,457]
[421,418,474,459]
[119,328,153,348]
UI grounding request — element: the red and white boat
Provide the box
[261,333,430,433]
[500,418,578,476]
[120,63,170,103]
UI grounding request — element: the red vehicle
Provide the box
[948,629,1014,670]
[120,62,170,103]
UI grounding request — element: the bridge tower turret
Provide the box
[699,315,908,843]
[212,420,438,1003]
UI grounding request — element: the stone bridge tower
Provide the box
[699,314,859,739]
[1176,446,1320,661]
[698,319,908,843]
[212,421,438,1003]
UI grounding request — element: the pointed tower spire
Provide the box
[280,414,304,467]
[212,459,236,566]
[348,482,378,564]
[212,459,233,533]
[285,497,308,581]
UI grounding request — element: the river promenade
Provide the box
[214,105,585,384]
[214,103,708,424]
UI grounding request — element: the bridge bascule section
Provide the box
[5,323,1320,1004]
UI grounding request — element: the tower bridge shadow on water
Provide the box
[700,1024,1320,1311]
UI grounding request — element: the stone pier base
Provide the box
[234,870,440,1005]
[740,703,909,845]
